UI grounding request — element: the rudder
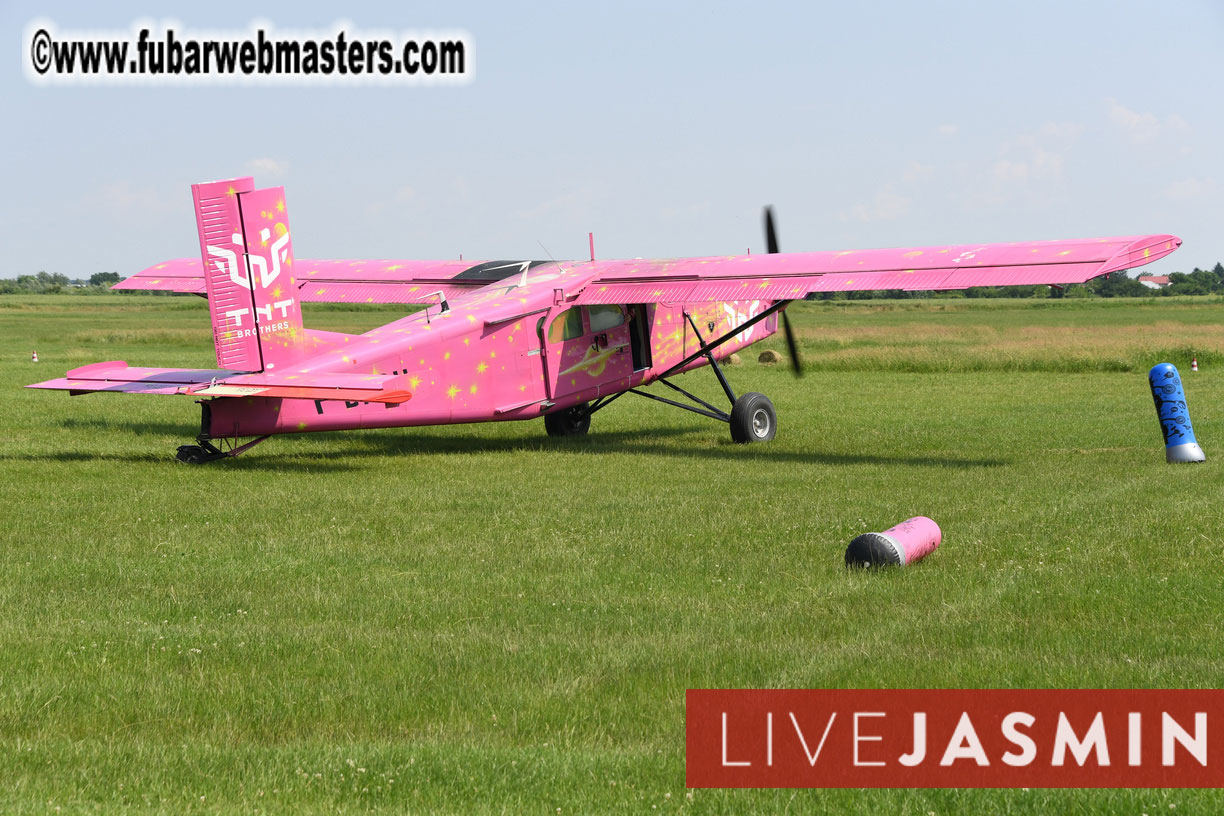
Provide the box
[193,177,307,372]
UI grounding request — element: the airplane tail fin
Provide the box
[192,177,307,372]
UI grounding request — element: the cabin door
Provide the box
[543,305,633,402]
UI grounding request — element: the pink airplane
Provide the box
[29,176,1180,463]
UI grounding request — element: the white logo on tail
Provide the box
[723,300,761,344]
[206,228,292,290]
[206,234,251,290]
[247,227,291,288]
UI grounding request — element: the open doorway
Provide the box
[626,304,652,371]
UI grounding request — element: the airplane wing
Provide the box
[570,234,1181,304]
[27,360,412,403]
[112,258,550,304]
[113,235,1179,305]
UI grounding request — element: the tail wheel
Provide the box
[544,403,591,437]
[730,392,776,444]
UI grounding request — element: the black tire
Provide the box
[729,392,776,444]
[544,403,591,437]
[175,445,210,465]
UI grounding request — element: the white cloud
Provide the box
[903,161,934,183]
[988,122,1081,192]
[992,159,1030,183]
[848,186,910,223]
[1105,98,1190,146]
[244,157,290,178]
[1163,178,1215,201]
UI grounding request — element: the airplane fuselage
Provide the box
[205,261,777,438]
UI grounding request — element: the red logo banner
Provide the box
[686,689,1224,788]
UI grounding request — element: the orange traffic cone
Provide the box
[1192,356,1199,372]
[31,351,38,363]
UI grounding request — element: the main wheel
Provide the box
[544,403,591,437]
[729,392,776,444]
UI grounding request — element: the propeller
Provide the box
[763,206,803,377]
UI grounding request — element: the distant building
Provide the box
[1137,275,1170,289]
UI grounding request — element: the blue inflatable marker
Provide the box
[1148,363,1205,463]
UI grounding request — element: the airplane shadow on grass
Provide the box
[59,417,199,437]
[29,418,1007,470]
[354,431,1008,469]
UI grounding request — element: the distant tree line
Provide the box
[0,271,175,295]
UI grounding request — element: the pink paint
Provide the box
[845,516,942,568]
[29,175,1185,457]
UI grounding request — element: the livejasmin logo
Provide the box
[686,690,1224,788]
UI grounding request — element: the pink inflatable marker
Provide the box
[845,516,942,568]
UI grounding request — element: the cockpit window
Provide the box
[547,307,584,343]
[587,305,624,332]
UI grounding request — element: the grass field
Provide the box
[2,294,1222,814]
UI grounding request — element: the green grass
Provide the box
[2,295,1222,813]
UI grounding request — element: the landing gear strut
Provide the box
[573,304,792,444]
[176,435,271,464]
[175,402,270,464]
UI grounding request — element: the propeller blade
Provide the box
[781,307,803,378]
[764,206,779,255]
[764,206,802,376]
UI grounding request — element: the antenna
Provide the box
[531,240,566,289]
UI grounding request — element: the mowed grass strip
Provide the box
[1,295,1221,814]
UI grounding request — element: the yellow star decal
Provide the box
[476,362,488,374]
[446,385,460,399]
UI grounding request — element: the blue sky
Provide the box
[3,0,1221,278]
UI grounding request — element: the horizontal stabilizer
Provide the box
[183,371,412,403]
[28,361,412,404]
